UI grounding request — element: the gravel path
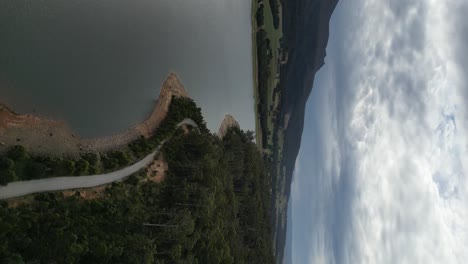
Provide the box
[0,150,158,200]
[0,118,198,200]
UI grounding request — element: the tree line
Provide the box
[256,28,273,148]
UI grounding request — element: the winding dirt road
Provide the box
[0,118,198,200]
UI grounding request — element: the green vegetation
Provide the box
[0,121,274,263]
[256,3,265,27]
[252,0,287,260]
[253,0,284,151]
[268,0,280,30]
[0,97,207,186]
[256,28,273,148]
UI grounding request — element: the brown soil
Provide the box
[0,73,188,156]
[7,197,34,208]
[63,186,107,201]
[146,155,168,183]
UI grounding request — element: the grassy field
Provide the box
[252,1,287,261]
[252,0,284,150]
[263,0,283,147]
[252,0,262,148]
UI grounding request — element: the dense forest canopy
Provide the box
[0,98,274,263]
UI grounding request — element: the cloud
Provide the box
[291,0,468,263]
[290,60,343,264]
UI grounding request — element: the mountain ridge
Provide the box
[274,0,339,262]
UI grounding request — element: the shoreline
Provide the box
[0,118,199,200]
[251,0,262,148]
[0,73,189,156]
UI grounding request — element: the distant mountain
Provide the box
[275,0,339,262]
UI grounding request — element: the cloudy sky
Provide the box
[290,0,468,263]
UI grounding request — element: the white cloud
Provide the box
[293,0,468,263]
[290,59,342,264]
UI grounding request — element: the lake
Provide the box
[0,0,254,137]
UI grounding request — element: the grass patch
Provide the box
[252,0,283,151]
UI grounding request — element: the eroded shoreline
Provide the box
[0,73,188,156]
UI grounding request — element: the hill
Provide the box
[252,0,339,262]
[0,98,274,263]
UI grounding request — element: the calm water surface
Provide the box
[0,0,254,136]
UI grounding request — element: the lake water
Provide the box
[0,0,254,137]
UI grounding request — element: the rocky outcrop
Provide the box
[0,72,189,156]
[217,114,240,139]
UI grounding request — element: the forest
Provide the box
[256,28,273,148]
[0,98,274,263]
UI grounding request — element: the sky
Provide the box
[290,0,468,263]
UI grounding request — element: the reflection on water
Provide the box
[0,0,254,137]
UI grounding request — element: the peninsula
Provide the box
[0,73,188,156]
[0,81,274,262]
[0,73,209,187]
